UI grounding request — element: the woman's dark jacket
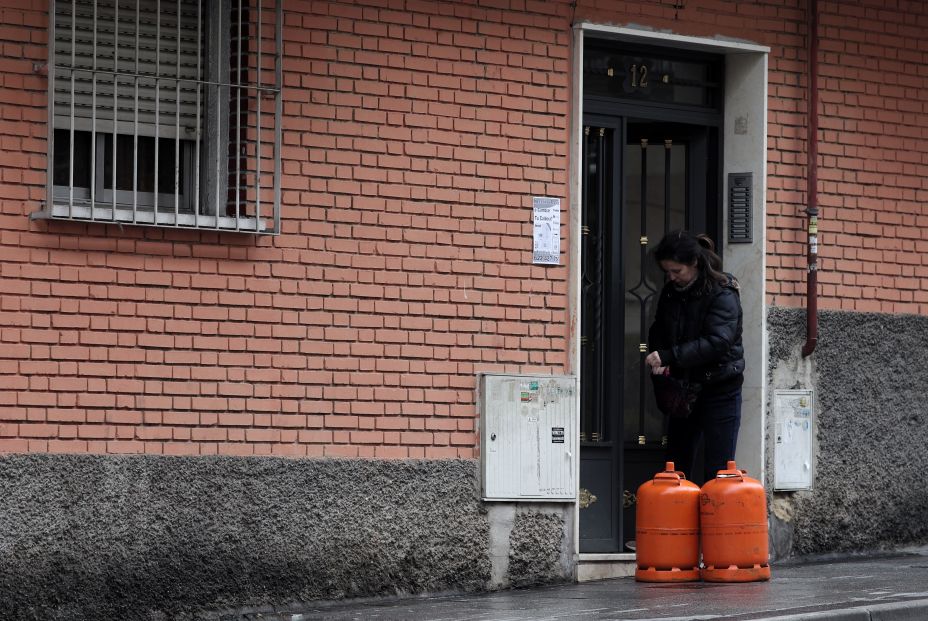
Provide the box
[648,274,745,393]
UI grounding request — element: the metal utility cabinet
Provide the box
[478,373,578,502]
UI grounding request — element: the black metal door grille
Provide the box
[580,125,612,445]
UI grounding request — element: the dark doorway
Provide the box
[578,43,723,553]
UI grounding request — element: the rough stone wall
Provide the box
[767,306,928,559]
[506,511,567,588]
[0,455,492,621]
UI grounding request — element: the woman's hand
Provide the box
[645,351,663,374]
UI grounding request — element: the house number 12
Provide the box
[629,64,649,88]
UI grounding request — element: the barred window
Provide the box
[39,0,281,234]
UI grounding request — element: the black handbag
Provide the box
[651,371,701,419]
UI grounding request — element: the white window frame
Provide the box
[38,0,282,234]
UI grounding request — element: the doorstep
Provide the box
[576,553,636,582]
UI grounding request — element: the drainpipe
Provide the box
[802,0,819,358]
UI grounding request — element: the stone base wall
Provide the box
[0,455,572,620]
[767,307,928,559]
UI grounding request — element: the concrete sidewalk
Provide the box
[245,547,928,621]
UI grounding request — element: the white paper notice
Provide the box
[532,197,560,265]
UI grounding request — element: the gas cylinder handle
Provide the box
[715,460,747,480]
[716,471,745,481]
[653,472,683,485]
[663,462,687,479]
[650,461,685,485]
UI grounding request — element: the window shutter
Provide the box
[53,0,204,139]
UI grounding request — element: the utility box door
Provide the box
[773,389,815,491]
[478,374,577,501]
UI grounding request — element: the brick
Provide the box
[217,443,255,456]
[163,443,201,456]
[19,423,57,438]
[3,0,922,460]
[324,444,359,457]
[46,440,89,453]
[0,438,29,453]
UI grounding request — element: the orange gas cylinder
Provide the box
[699,460,771,582]
[634,461,701,582]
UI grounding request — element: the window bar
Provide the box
[46,1,56,217]
[255,0,262,232]
[194,0,201,221]
[154,0,161,225]
[235,0,242,232]
[274,0,282,234]
[174,0,181,221]
[132,0,140,224]
[212,0,222,230]
[90,0,98,212]
[68,0,76,216]
[111,0,119,221]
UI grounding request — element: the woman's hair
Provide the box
[654,230,727,290]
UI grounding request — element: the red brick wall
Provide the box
[0,0,572,457]
[2,0,928,457]
[761,0,928,314]
[1,0,52,453]
[575,0,928,313]
[803,1,928,313]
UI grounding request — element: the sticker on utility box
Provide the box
[520,380,539,402]
[551,427,565,443]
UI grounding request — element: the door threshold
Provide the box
[577,553,636,582]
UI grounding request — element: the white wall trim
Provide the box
[722,53,769,485]
[576,22,770,54]
[568,21,585,566]
[570,22,770,558]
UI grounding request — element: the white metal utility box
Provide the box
[773,388,815,491]
[477,373,577,502]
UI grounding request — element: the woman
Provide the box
[644,230,745,483]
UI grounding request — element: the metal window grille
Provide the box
[39,0,281,234]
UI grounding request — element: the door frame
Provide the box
[569,22,770,568]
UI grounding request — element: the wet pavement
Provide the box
[279,547,928,620]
